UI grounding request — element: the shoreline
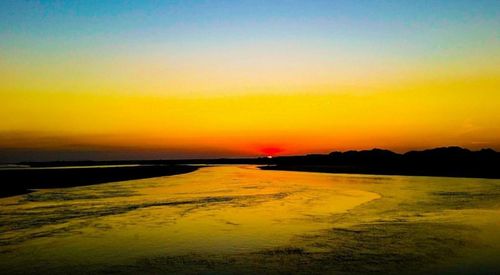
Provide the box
[260,165,500,179]
[0,165,200,198]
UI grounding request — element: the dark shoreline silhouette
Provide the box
[261,147,500,179]
[12,147,499,179]
[1,147,499,199]
[0,165,199,198]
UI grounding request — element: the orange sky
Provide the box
[1,1,499,161]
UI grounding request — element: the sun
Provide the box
[260,147,283,157]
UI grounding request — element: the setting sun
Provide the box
[1,1,499,161]
[1,2,499,274]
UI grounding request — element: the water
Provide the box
[0,165,499,274]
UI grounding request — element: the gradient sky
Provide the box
[1,0,499,161]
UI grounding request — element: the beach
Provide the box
[0,165,499,274]
[0,165,199,198]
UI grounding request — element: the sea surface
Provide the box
[1,165,499,274]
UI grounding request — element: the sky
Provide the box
[1,0,499,161]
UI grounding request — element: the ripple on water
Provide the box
[0,165,499,274]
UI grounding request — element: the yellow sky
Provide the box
[1,1,499,160]
[2,68,499,158]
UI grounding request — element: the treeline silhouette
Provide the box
[9,146,500,181]
[262,147,500,179]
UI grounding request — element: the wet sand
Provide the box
[0,165,499,274]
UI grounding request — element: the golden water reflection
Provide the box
[0,165,499,274]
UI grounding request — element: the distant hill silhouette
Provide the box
[262,147,500,179]
[11,146,500,179]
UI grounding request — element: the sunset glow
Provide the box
[1,1,499,161]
